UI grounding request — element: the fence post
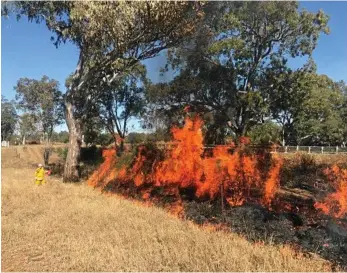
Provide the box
[308,147,311,154]
[336,146,339,154]
[296,145,299,152]
[285,146,288,153]
[321,147,324,154]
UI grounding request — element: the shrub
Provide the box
[56,147,68,161]
[295,152,317,172]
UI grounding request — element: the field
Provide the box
[2,146,341,271]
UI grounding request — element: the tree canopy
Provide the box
[1,96,18,141]
[2,0,205,181]
[15,75,64,141]
[146,1,331,143]
[2,1,347,181]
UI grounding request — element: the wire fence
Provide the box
[3,142,347,155]
[273,145,347,154]
[154,143,347,154]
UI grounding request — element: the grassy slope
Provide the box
[1,145,63,168]
[1,165,334,272]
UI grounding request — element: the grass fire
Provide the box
[3,1,347,271]
[89,116,285,208]
[88,116,346,219]
[87,115,347,269]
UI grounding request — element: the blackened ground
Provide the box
[184,201,347,270]
[104,177,347,269]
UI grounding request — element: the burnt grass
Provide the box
[102,150,347,270]
[183,201,347,270]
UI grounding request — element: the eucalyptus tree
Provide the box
[95,64,147,151]
[1,96,18,141]
[15,76,64,142]
[147,1,330,143]
[3,1,204,181]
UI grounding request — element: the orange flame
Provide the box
[314,165,347,218]
[88,116,283,210]
[87,149,117,188]
[263,155,283,206]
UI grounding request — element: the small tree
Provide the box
[96,66,147,152]
[1,96,18,141]
[18,113,38,145]
[15,75,64,165]
[248,121,282,146]
[52,131,69,143]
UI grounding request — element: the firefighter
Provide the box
[35,164,46,185]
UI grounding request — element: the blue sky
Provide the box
[2,1,347,132]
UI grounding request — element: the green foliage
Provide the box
[147,1,330,142]
[3,0,205,117]
[340,82,347,142]
[126,132,147,145]
[18,113,39,143]
[52,131,69,143]
[3,1,205,181]
[115,142,165,176]
[81,115,113,147]
[1,96,18,141]
[56,147,68,161]
[98,134,114,147]
[3,1,345,151]
[125,130,171,145]
[292,74,345,145]
[9,134,21,145]
[97,68,147,139]
[248,121,282,145]
[14,75,64,141]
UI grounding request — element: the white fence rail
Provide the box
[155,143,347,154]
[273,145,347,154]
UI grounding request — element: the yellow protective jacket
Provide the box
[35,167,45,180]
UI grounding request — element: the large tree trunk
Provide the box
[112,133,125,157]
[63,52,85,182]
[43,148,50,166]
[63,99,82,182]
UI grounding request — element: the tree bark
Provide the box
[44,148,50,166]
[63,99,82,182]
[63,51,85,182]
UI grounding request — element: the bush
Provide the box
[295,152,317,172]
[248,121,282,145]
[56,147,68,161]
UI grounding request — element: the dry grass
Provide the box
[1,146,63,168]
[280,152,347,166]
[1,166,335,272]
